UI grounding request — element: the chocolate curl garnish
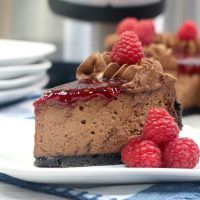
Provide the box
[122,65,141,82]
[140,58,163,73]
[103,63,129,79]
[76,52,110,80]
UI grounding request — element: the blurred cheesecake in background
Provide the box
[146,20,200,109]
[104,18,200,110]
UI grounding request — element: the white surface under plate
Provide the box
[0,60,52,80]
[0,73,46,90]
[0,117,200,185]
[0,76,48,104]
[0,39,56,66]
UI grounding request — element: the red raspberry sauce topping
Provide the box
[34,79,126,108]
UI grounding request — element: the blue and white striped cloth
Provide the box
[0,94,200,200]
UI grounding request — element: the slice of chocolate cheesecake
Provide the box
[144,38,200,109]
[34,52,182,167]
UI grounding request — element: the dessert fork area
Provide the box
[0,96,200,200]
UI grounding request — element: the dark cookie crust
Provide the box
[35,153,122,167]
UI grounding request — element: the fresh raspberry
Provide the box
[121,136,143,164]
[121,140,162,168]
[122,136,143,152]
[143,108,179,145]
[147,108,171,119]
[110,31,144,65]
[135,19,155,46]
[177,20,198,40]
[116,17,138,35]
[163,138,199,168]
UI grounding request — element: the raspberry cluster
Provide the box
[116,17,155,46]
[121,108,199,168]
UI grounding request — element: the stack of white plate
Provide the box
[0,39,56,104]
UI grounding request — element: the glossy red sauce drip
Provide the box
[34,79,126,108]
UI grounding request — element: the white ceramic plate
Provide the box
[0,118,199,185]
[0,39,56,66]
[0,76,48,104]
[0,60,52,80]
[0,73,46,90]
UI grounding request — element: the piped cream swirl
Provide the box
[76,52,175,92]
